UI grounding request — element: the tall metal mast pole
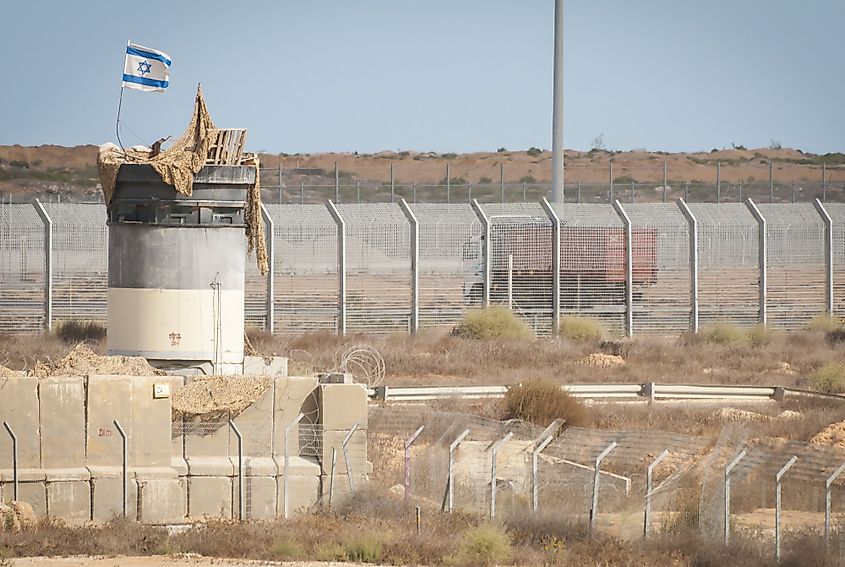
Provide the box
[551,0,565,203]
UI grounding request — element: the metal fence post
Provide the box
[33,200,52,331]
[357,181,361,204]
[609,161,614,202]
[630,181,635,204]
[113,420,128,518]
[724,448,747,546]
[716,161,721,203]
[644,449,670,538]
[814,198,834,317]
[390,163,395,204]
[398,200,419,334]
[825,461,845,545]
[489,432,513,518]
[2,421,18,502]
[326,201,346,335]
[229,419,244,520]
[612,200,634,337]
[500,162,505,204]
[678,199,699,333]
[471,200,491,308]
[334,162,339,203]
[577,181,581,204]
[260,204,275,333]
[775,456,798,562]
[300,181,304,204]
[283,412,305,519]
[342,423,359,493]
[746,199,767,325]
[769,161,774,203]
[445,163,450,203]
[541,198,561,334]
[823,162,827,202]
[589,441,617,534]
[404,425,425,502]
[445,429,470,514]
[663,161,668,202]
[532,435,554,513]
[328,447,337,509]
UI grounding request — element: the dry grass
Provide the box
[0,505,837,566]
[503,378,588,427]
[559,316,604,343]
[451,307,533,340]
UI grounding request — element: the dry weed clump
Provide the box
[806,315,843,333]
[503,378,588,427]
[54,319,106,345]
[559,316,604,343]
[695,323,751,346]
[810,362,845,393]
[451,307,533,340]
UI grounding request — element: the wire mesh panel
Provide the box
[825,203,845,318]
[411,204,481,330]
[244,254,266,330]
[690,204,760,327]
[0,204,46,333]
[268,204,338,334]
[757,204,826,330]
[42,203,108,325]
[482,203,554,334]
[338,204,411,333]
[552,203,626,335]
[625,203,691,334]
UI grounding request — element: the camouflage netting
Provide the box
[97,84,268,274]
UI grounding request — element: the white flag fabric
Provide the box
[122,42,171,92]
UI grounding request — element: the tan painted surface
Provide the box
[107,288,244,363]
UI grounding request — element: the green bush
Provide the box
[504,378,588,427]
[559,316,603,342]
[344,533,383,563]
[452,307,533,340]
[811,363,845,394]
[807,315,843,333]
[697,323,749,346]
[526,147,542,157]
[452,525,511,566]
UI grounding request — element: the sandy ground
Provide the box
[11,556,370,567]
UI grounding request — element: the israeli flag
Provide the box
[122,42,171,92]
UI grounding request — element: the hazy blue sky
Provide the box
[1,1,842,154]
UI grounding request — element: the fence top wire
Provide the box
[552,203,622,227]
[0,204,43,228]
[623,203,688,230]
[687,202,757,228]
[40,203,107,226]
[267,203,336,229]
[757,202,825,230]
[482,202,550,224]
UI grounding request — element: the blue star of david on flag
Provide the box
[122,42,171,92]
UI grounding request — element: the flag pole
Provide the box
[115,40,129,154]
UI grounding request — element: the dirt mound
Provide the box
[172,375,270,419]
[29,343,164,378]
[810,421,845,449]
[1,501,36,532]
[580,353,625,368]
[711,407,770,422]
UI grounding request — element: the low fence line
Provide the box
[369,383,843,404]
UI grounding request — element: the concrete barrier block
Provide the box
[321,429,368,475]
[47,481,91,523]
[186,457,235,477]
[184,419,230,461]
[230,381,274,458]
[272,376,319,458]
[40,377,86,471]
[320,473,368,502]
[240,456,277,477]
[277,473,320,514]
[86,376,132,468]
[92,477,138,522]
[138,478,186,524]
[188,476,232,519]
[243,356,288,377]
[129,377,174,469]
[241,476,276,520]
[318,384,368,431]
[0,377,41,472]
[13,481,47,518]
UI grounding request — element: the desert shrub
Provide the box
[806,315,842,333]
[746,324,778,347]
[697,323,749,346]
[503,378,588,427]
[452,307,533,340]
[343,533,383,563]
[55,320,106,345]
[811,362,845,393]
[526,147,542,157]
[451,525,511,566]
[479,176,492,184]
[559,316,603,342]
[271,537,304,560]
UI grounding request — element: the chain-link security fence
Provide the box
[1,200,843,337]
